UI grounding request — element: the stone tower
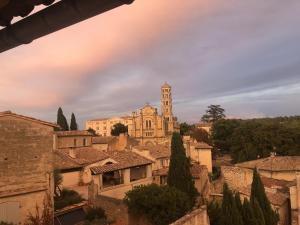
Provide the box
[161,82,174,133]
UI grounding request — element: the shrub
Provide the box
[124,184,190,225]
[85,207,107,221]
[54,189,84,210]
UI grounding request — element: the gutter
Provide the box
[0,0,134,53]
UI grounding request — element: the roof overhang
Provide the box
[0,0,135,53]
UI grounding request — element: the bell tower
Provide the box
[161,82,173,133]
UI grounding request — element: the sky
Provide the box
[1,0,300,128]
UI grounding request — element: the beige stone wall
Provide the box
[170,206,210,225]
[190,148,212,173]
[0,115,54,224]
[221,166,254,191]
[56,135,92,149]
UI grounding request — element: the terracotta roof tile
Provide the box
[134,144,171,159]
[235,156,300,172]
[92,136,116,144]
[91,151,153,174]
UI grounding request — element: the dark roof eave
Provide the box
[91,162,152,175]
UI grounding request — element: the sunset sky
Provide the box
[1,0,300,127]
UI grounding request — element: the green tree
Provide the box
[221,183,244,225]
[179,122,195,136]
[201,105,225,123]
[251,198,266,225]
[70,112,78,130]
[124,184,190,225]
[207,201,222,225]
[191,128,211,145]
[250,168,278,225]
[242,198,264,225]
[111,123,128,136]
[167,132,198,207]
[57,107,69,131]
[87,128,97,136]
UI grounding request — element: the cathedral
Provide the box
[86,82,179,144]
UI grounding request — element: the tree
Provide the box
[167,132,198,207]
[179,122,195,136]
[221,183,244,225]
[56,107,69,131]
[251,198,266,225]
[191,128,211,145]
[111,123,128,136]
[54,169,62,197]
[201,105,225,123]
[207,201,222,225]
[124,184,190,225]
[70,113,78,130]
[87,128,97,136]
[250,168,278,225]
[242,198,264,225]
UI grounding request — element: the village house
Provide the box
[196,122,212,134]
[132,144,211,196]
[92,133,139,151]
[90,151,153,200]
[183,136,213,173]
[0,111,58,224]
[53,130,114,187]
[220,155,300,225]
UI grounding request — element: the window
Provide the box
[130,166,147,182]
[166,101,168,105]
[102,170,124,188]
[83,138,86,146]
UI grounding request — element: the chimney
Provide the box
[118,133,128,151]
[69,148,76,158]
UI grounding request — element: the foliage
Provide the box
[250,168,279,225]
[209,166,221,181]
[85,207,107,222]
[54,189,84,210]
[87,128,97,136]
[124,184,190,225]
[179,122,195,136]
[242,198,264,225]
[0,222,15,225]
[201,105,225,123]
[221,183,244,225]
[53,169,62,197]
[191,128,211,145]
[24,194,53,225]
[167,132,198,207]
[70,112,78,130]
[207,201,221,225]
[111,123,128,136]
[56,107,69,131]
[211,116,300,163]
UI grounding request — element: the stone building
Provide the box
[0,111,58,224]
[90,151,153,200]
[183,136,213,173]
[220,156,300,225]
[85,83,179,144]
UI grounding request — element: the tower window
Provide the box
[166,101,168,105]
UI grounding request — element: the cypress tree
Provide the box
[167,132,198,208]
[242,198,262,225]
[70,113,78,130]
[235,192,243,214]
[57,107,69,131]
[251,198,266,225]
[221,183,244,225]
[250,168,279,225]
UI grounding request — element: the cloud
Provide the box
[1,0,300,126]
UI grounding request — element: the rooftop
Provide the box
[91,151,153,174]
[134,144,171,159]
[55,130,92,137]
[0,110,59,128]
[54,147,110,170]
[194,142,213,149]
[235,156,300,172]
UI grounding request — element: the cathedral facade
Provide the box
[86,83,179,144]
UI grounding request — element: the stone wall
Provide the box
[0,115,54,224]
[169,206,210,225]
